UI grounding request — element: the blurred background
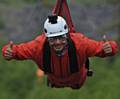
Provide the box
[0,0,120,99]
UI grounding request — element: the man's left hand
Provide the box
[103,42,112,54]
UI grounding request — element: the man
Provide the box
[2,15,118,89]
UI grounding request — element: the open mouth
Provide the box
[54,45,63,51]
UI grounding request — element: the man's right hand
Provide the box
[4,41,13,60]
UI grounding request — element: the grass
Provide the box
[0,0,120,98]
[0,40,120,99]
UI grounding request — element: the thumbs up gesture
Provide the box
[4,41,14,60]
[102,35,112,54]
[103,34,107,42]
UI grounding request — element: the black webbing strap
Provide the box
[43,40,52,74]
[85,58,90,70]
[67,38,79,73]
[43,38,79,74]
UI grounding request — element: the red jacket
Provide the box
[2,33,118,89]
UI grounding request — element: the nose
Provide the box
[55,39,61,44]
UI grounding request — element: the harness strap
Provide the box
[52,0,75,32]
[48,0,92,76]
[53,0,63,16]
[67,37,78,73]
[43,38,78,74]
[43,41,51,74]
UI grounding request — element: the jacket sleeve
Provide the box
[84,37,118,57]
[2,40,37,60]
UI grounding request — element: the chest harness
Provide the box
[43,0,93,76]
[43,36,79,74]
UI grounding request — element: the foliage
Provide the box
[0,0,120,99]
[0,39,120,99]
[23,0,40,4]
[0,0,119,6]
[0,41,37,99]
[0,19,5,29]
[105,0,120,5]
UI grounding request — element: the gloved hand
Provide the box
[103,42,112,54]
[3,41,14,60]
[102,35,112,54]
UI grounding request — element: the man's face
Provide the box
[48,35,68,52]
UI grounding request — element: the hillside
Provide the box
[0,0,120,99]
[0,0,119,42]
